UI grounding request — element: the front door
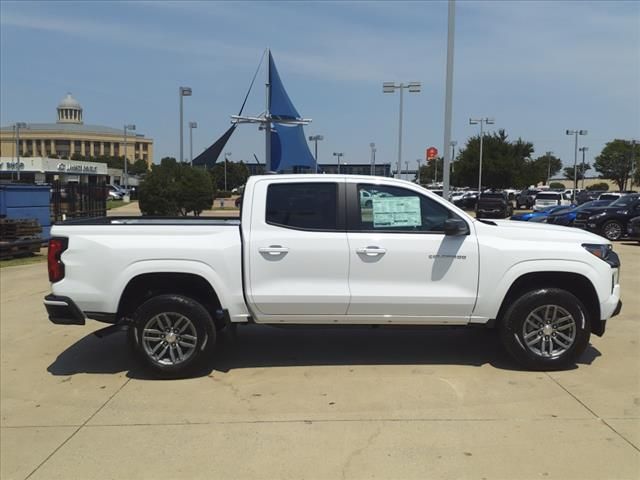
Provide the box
[346,182,479,324]
[246,179,350,319]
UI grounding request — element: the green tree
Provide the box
[139,160,213,216]
[209,160,249,192]
[586,182,609,191]
[594,139,636,191]
[563,163,591,181]
[417,157,443,184]
[533,154,562,185]
[130,158,149,175]
[451,130,537,188]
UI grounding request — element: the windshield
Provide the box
[609,195,638,207]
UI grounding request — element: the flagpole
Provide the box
[265,48,272,172]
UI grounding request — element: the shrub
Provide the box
[549,182,565,189]
[586,182,609,191]
[215,190,233,198]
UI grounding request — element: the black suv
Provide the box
[515,189,538,209]
[574,193,640,240]
[476,191,513,219]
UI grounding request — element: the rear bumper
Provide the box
[44,294,86,325]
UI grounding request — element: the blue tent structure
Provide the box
[194,50,316,173]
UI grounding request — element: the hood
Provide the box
[577,206,614,216]
[476,218,608,244]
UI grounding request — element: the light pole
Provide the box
[189,121,198,165]
[370,142,376,176]
[309,135,324,173]
[566,129,587,202]
[383,81,421,177]
[14,122,27,181]
[224,151,231,191]
[416,159,421,183]
[450,140,457,174]
[579,146,588,189]
[469,117,495,192]
[442,0,456,200]
[179,86,192,163]
[405,161,409,181]
[333,152,344,174]
[123,124,136,191]
[545,151,553,185]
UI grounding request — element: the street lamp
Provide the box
[416,159,421,183]
[566,129,588,202]
[545,151,554,186]
[383,81,421,176]
[308,135,324,173]
[579,146,589,189]
[469,117,495,192]
[123,124,136,191]
[333,152,344,174]
[370,142,377,176]
[405,160,409,181]
[179,86,192,163]
[224,151,231,191]
[189,121,198,165]
[13,122,28,181]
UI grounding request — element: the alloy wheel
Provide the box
[141,312,198,366]
[522,305,576,358]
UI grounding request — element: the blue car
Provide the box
[510,205,572,222]
[546,199,614,226]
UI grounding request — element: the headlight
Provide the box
[588,212,607,220]
[582,243,611,260]
[582,243,620,268]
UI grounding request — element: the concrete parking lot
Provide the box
[1,243,638,480]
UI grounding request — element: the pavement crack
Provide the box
[341,425,381,480]
[545,372,640,453]
[24,377,132,479]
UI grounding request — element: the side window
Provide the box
[266,183,338,231]
[355,184,454,232]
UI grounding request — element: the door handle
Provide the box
[356,246,386,256]
[259,246,289,256]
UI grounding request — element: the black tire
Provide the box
[128,294,216,378]
[499,288,590,370]
[602,220,623,241]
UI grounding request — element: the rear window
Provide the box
[536,193,561,200]
[266,183,338,231]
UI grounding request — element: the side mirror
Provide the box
[444,218,468,236]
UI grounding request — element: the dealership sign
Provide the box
[0,157,108,175]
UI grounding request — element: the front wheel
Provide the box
[129,294,216,378]
[602,220,623,241]
[499,288,590,370]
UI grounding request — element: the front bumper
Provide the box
[44,294,86,325]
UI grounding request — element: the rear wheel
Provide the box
[128,294,216,378]
[602,220,623,241]
[499,288,590,370]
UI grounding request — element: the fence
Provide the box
[51,181,107,222]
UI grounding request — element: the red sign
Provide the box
[426,147,438,160]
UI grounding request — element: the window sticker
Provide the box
[372,196,421,228]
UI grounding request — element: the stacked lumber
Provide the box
[0,218,42,259]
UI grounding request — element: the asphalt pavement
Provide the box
[1,243,638,479]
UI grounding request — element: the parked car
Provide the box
[44,174,622,375]
[627,216,640,243]
[533,192,571,212]
[576,190,604,205]
[107,185,123,200]
[546,200,614,227]
[510,205,567,222]
[515,189,538,209]
[598,192,624,201]
[476,191,513,219]
[574,193,640,240]
[453,191,478,210]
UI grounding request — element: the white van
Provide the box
[533,192,571,211]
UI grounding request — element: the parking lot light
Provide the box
[469,117,495,192]
[566,129,588,202]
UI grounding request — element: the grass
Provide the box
[107,199,133,210]
[0,252,47,268]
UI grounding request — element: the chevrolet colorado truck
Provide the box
[44,175,622,376]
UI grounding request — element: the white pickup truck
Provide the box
[44,175,622,376]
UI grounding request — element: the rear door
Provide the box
[245,178,350,320]
[345,181,479,324]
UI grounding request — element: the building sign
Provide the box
[56,162,99,173]
[0,157,108,176]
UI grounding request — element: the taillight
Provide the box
[48,237,68,283]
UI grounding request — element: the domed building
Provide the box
[0,93,153,164]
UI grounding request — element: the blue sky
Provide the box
[1,0,638,172]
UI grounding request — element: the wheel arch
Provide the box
[496,271,601,335]
[117,272,222,326]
